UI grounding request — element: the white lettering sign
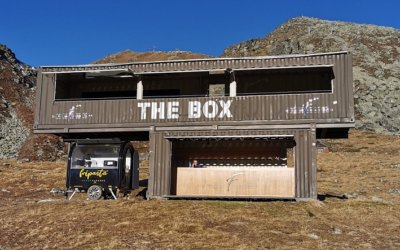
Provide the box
[52,105,93,120]
[285,97,334,115]
[137,100,233,120]
[203,100,218,118]
[137,102,151,119]
[167,102,179,119]
[188,101,201,119]
[151,102,165,119]
[218,100,233,118]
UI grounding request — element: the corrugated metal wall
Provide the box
[148,128,316,199]
[40,52,349,75]
[38,94,346,127]
[148,131,172,198]
[294,127,317,198]
[35,52,353,131]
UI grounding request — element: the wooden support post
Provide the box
[229,70,236,97]
[137,76,143,100]
[310,124,317,199]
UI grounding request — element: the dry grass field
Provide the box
[1,130,400,249]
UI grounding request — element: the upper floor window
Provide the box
[55,71,137,100]
[141,72,229,99]
[236,66,334,96]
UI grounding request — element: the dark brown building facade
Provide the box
[34,51,354,199]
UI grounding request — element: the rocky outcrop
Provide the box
[0,44,64,160]
[0,45,35,159]
[223,17,400,134]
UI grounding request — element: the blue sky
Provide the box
[1,0,399,66]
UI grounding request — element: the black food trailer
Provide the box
[65,139,139,200]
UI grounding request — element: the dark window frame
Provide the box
[235,66,334,96]
[54,72,138,101]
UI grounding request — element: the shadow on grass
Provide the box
[165,196,296,202]
[137,179,348,202]
[137,179,148,199]
[318,193,348,201]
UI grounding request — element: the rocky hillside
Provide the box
[0,44,63,160]
[94,50,210,64]
[223,17,400,134]
[0,44,35,158]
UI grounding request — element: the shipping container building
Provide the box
[34,51,354,200]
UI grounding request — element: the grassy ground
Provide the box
[1,130,400,249]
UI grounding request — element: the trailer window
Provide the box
[236,67,334,96]
[125,149,132,172]
[70,144,120,169]
[55,72,137,100]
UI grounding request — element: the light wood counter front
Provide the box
[174,167,295,197]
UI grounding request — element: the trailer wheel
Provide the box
[87,185,103,200]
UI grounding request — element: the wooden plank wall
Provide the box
[174,167,295,197]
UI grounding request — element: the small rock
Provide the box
[37,199,56,203]
[389,189,400,194]
[390,164,400,169]
[371,196,384,203]
[310,200,325,207]
[50,188,65,195]
[1,188,10,193]
[308,233,319,240]
[332,227,342,235]
[19,158,30,163]
[344,192,359,199]
[2,163,11,166]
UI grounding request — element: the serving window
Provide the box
[70,144,120,169]
[170,137,296,197]
[171,137,295,168]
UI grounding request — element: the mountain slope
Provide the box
[223,17,400,134]
[94,50,210,64]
